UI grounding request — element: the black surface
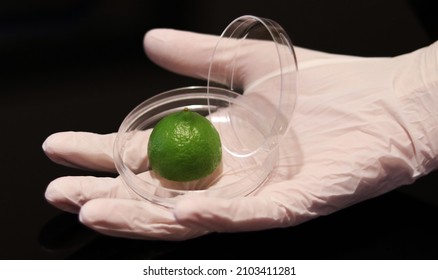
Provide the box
[1,0,438,259]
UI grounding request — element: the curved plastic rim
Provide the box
[207,15,298,144]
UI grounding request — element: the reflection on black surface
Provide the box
[39,212,180,259]
[68,236,179,260]
[37,187,438,259]
[38,213,98,252]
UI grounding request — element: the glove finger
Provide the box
[43,130,151,173]
[173,194,296,233]
[45,176,132,214]
[79,198,206,240]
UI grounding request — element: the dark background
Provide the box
[1,0,438,259]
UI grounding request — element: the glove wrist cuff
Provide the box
[396,41,438,174]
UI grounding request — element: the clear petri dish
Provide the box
[114,15,298,208]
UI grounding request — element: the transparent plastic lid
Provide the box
[208,15,297,153]
[114,15,298,208]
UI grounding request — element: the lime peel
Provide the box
[148,108,222,185]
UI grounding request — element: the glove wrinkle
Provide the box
[394,42,438,173]
[174,195,293,233]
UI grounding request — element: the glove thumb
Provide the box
[144,29,218,81]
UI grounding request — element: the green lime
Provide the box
[148,108,222,182]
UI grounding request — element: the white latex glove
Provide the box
[43,29,438,240]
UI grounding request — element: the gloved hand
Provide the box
[43,29,438,240]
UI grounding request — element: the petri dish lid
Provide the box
[207,15,298,156]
